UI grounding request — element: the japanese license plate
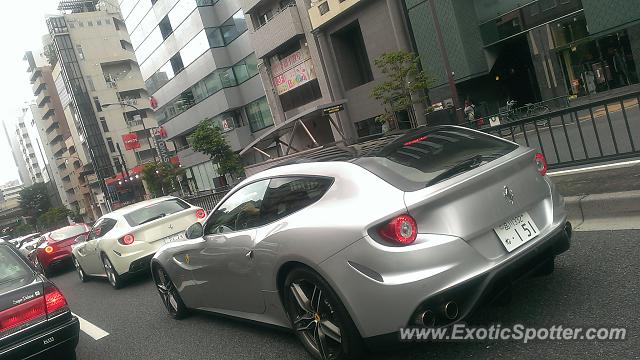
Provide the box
[163,232,186,244]
[494,212,540,252]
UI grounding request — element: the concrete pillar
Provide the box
[315,31,357,143]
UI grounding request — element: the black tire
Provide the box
[535,257,555,276]
[283,267,364,360]
[153,265,189,320]
[72,256,89,283]
[101,254,123,289]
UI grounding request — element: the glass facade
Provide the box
[189,161,226,192]
[156,54,259,124]
[246,97,274,132]
[144,10,248,94]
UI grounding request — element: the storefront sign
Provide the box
[153,129,170,162]
[322,104,344,115]
[122,133,140,150]
[271,47,317,95]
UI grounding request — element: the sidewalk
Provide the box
[549,160,640,230]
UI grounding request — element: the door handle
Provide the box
[245,250,254,259]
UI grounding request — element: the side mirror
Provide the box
[185,223,204,240]
[75,234,88,243]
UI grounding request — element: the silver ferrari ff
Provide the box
[151,125,571,359]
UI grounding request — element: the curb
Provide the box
[564,190,640,227]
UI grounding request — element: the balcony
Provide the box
[51,140,66,156]
[242,0,268,14]
[41,102,55,120]
[251,5,305,59]
[37,89,51,107]
[29,68,42,84]
[43,115,59,134]
[308,0,362,30]
[32,81,46,95]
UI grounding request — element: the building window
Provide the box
[331,21,373,90]
[97,19,102,25]
[100,117,109,132]
[158,16,173,40]
[169,53,184,74]
[93,96,102,112]
[233,53,259,84]
[280,0,296,8]
[246,97,274,132]
[279,80,322,112]
[256,10,272,27]
[79,21,84,27]
[76,44,84,60]
[539,0,558,11]
[86,76,95,91]
[318,2,330,15]
[88,21,93,26]
[105,18,111,25]
[69,22,75,28]
[355,117,382,138]
[106,138,116,153]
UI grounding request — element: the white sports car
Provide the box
[71,196,207,288]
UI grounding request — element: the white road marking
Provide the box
[72,312,109,340]
[548,159,640,176]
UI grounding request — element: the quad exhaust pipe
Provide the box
[417,301,459,327]
[444,301,459,320]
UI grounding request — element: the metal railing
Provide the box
[472,91,640,169]
[183,188,230,212]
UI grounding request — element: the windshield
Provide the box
[0,245,31,285]
[353,128,517,191]
[123,199,190,227]
[50,224,88,241]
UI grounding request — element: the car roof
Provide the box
[103,196,179,218]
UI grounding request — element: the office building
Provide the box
[120,0,273,192]
[46,0,159,213]
[239,0,416,174]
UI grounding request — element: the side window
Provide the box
[260,177,333,224]
[88,218,117,240]
[205,180,269,235]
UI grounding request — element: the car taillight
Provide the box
[0,297,46,333]
[378,214,418,245]
[535,153,548,176]
[44,286,68,315]
[44,246,54,254]
[118,234,135,245]
[195,208,206,219]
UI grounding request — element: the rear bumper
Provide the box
[320,219,572,339]
[38,251,72,270]
[0,316,79,359]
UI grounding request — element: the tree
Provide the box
[18,183,52,223]
[370,50,432,130]
[13,224,35,237]
[141,162,186,197]
[37,208,73,231]
[189,120,243,177]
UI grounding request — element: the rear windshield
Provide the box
[50,224,87,241]
[124,199,190,227]
[353,128,517,191]
[0,246,31,284]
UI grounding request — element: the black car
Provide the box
[0,240,79,359]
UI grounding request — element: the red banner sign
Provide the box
[122,133,140,150]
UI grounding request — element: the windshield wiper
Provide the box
[138,213,167,225]
[426,155,489,187]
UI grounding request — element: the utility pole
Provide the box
[428,0,463,123]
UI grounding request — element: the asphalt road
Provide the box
[50,230,638,360]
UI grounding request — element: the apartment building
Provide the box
[120,0,273,193]
[46,0,159,213]
[240,0,416,175]
[26,49,92,216]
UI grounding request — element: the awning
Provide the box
[240,100,347,157]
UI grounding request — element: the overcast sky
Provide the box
[0,0,60,185]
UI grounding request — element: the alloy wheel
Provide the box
[73,257,85,281]
[288,280,343,360]
[103,258,117,287]
[155,268,179,315]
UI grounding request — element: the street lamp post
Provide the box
[102,102,158,162]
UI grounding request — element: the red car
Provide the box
[33,224,90,275]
